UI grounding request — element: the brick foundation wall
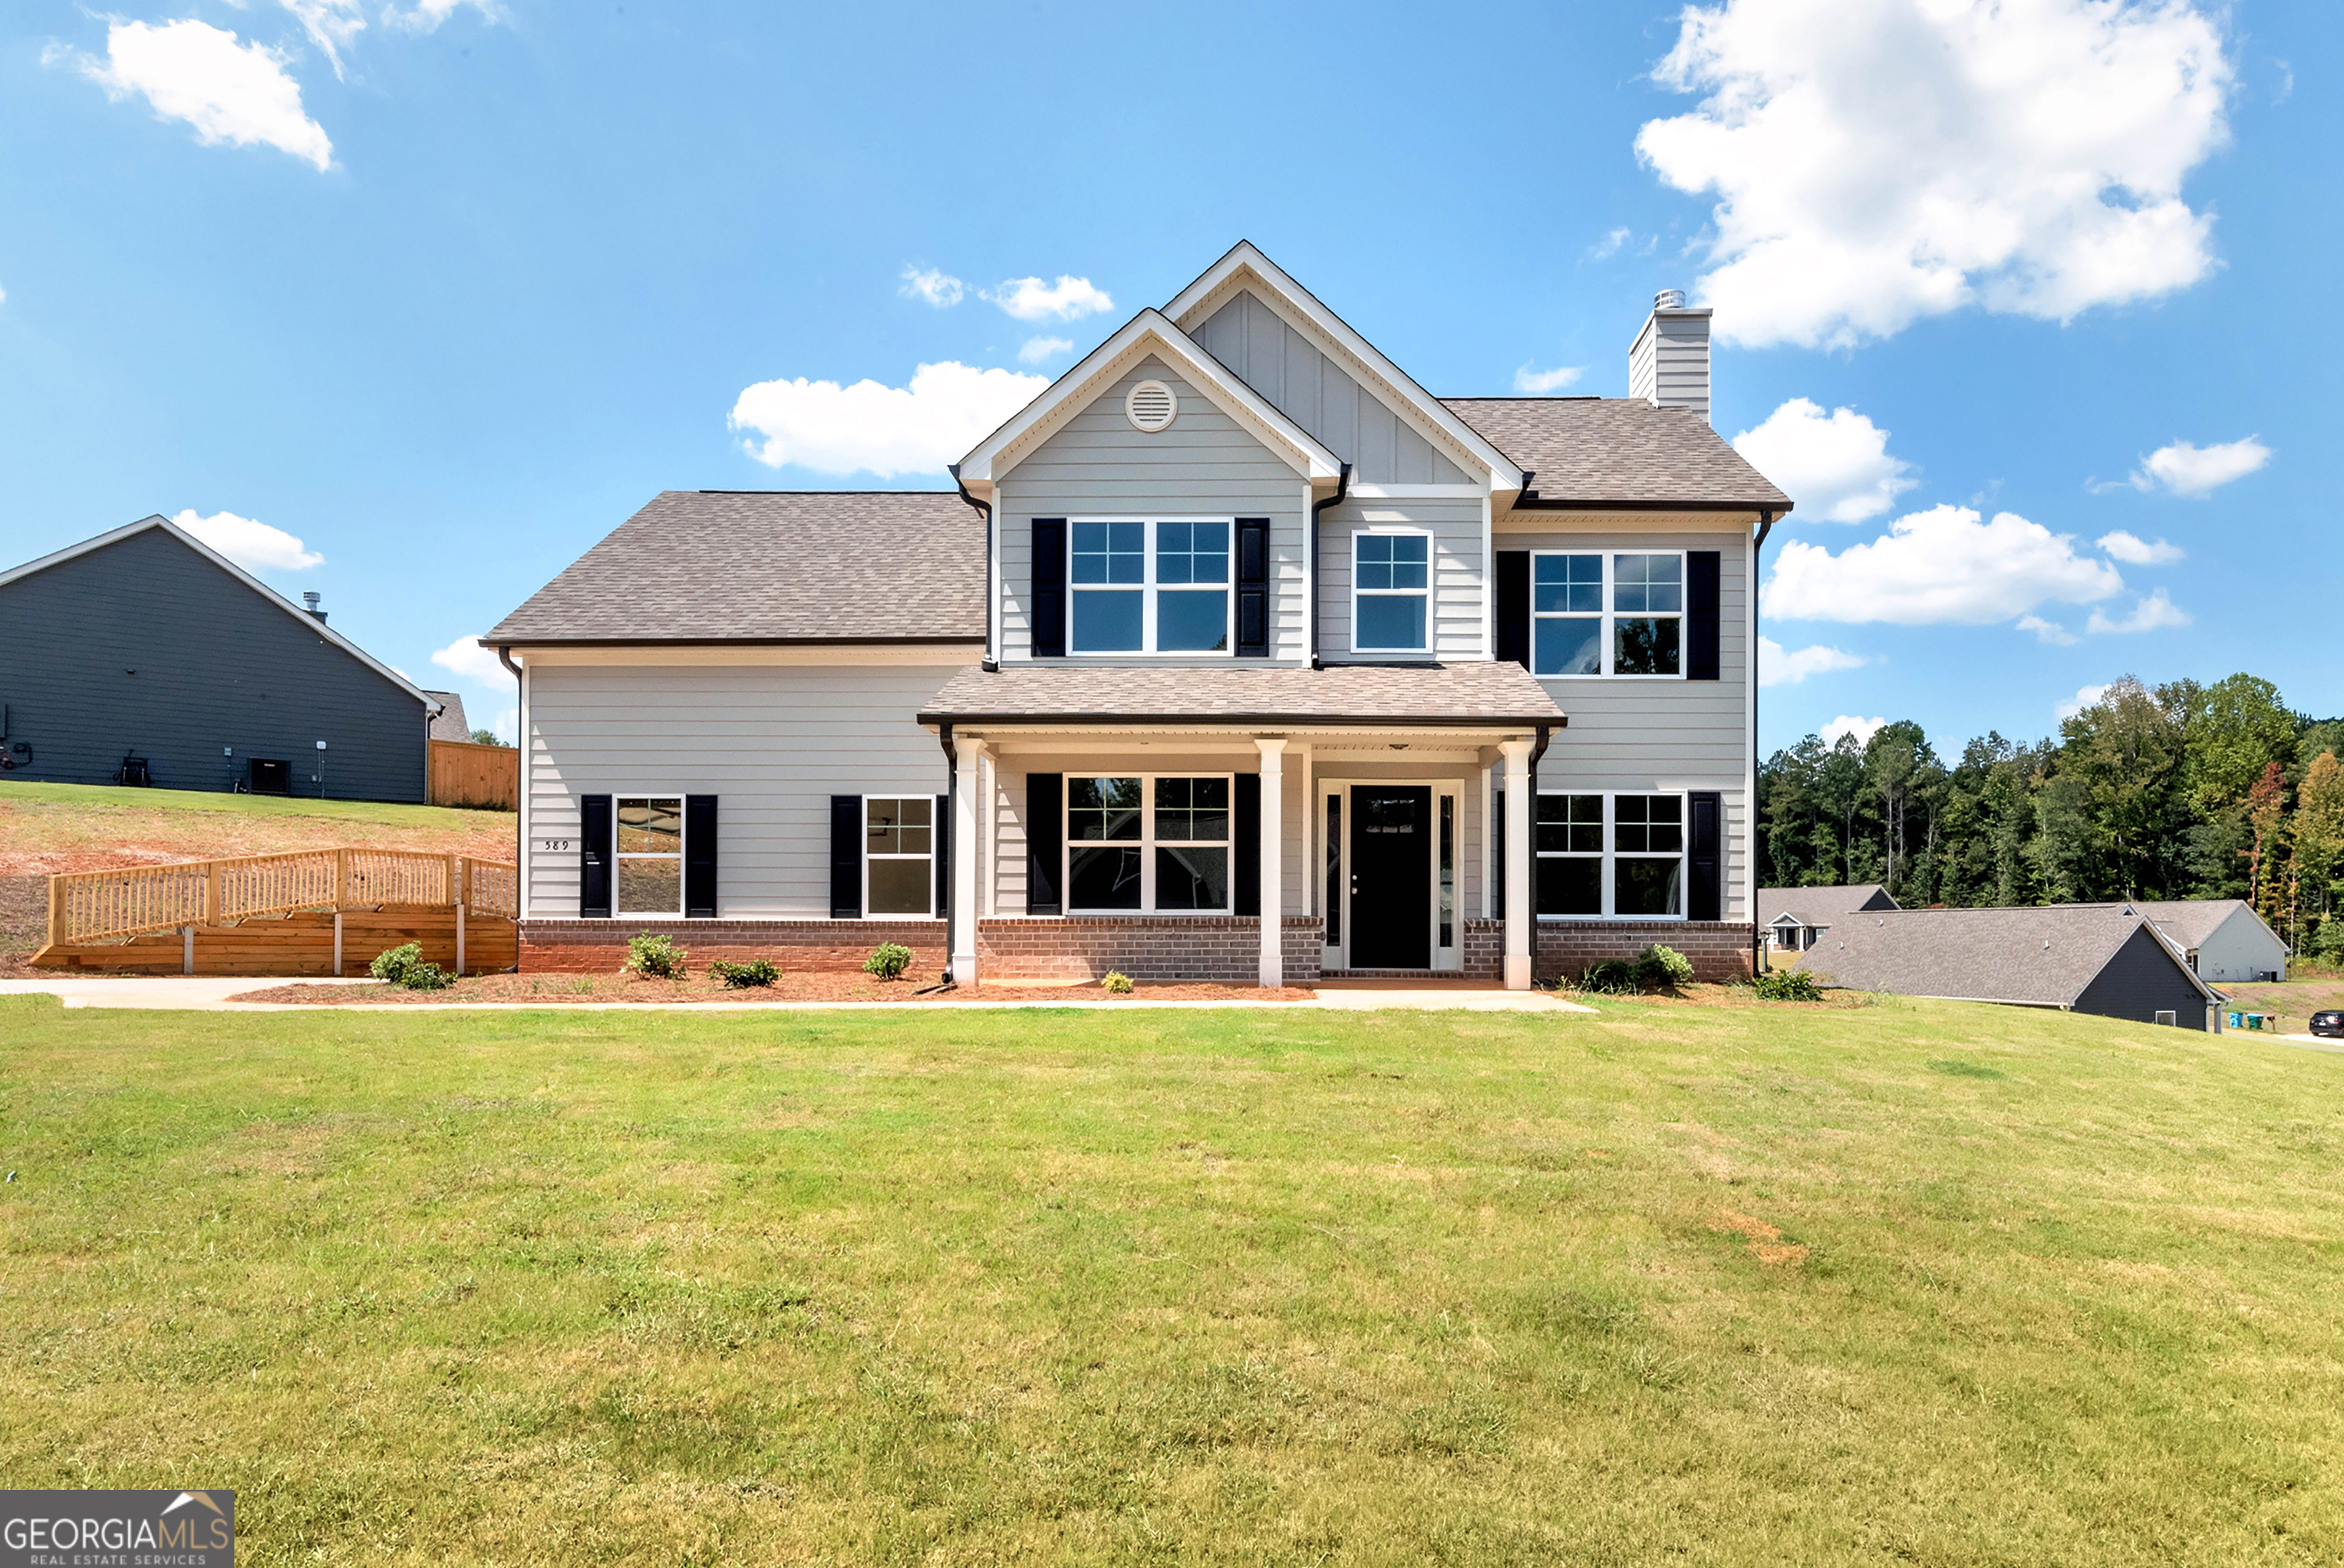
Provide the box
[520,919,947,975]
[977,916,1324,984]
[1536,921,1755,984]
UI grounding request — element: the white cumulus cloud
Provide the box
[1017,335,1074,365]
[1732,398,1916,522]
[900,266,964,308]
[384,0,499,34]
[173,509,323,573]
[2016,614,2079,646]
[2119,435,2271,497]
[985,275,1114,323]
[1635,0,2233,348]
[1763,503,2123,625]
[1758,635,1867,686]
[52,19,333,171]
[2086,588,2191,635]
[2056,683,2112,723]
[2095,529,2183,564]
[430,635,506,683]
[1821,715,1887,748]
[729,360,1049,477]
[1513,363,1585,394]
[281,0,364,79]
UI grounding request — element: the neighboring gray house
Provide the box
[0,516,441,802]
[2135,899,2287,984]
[1759,884,1899,953]
[423,689,472,744]
[1792,902,2224,1030]
[487,243,1792,988]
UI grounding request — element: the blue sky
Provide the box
[1,0,2334,750]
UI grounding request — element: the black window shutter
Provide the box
[1489,787,1504,916]
[1687,550,1721,680]
[1026,773,1063,916]
[1235,516,1270,657]
[1688,790,1723,921]
[684,795,718,918]
[934,791,952,923]
[1234,772,1261,917]
[829,795,863,919]
[1031,517,1067,658]
[1495,551,1530,668]
[579,794,613,919]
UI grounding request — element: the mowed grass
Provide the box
[2,995,2340,1565]
[0,779,514,864]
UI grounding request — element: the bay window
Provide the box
[1067,774,1232,913]
[1531,551,1684,677]
[1352,530,1430,652]
[1070,518,1231,654]
[1535,791,1685,919]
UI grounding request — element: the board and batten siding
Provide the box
[1508,525,1751,920]
[997,357,1311,664]
[1317,496,1488,662]
[522,661,957,918]
[1193,290,1473,486]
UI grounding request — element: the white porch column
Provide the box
[1256,738,1287,988]
[1500,738,1533,990]
[952,737,987,985]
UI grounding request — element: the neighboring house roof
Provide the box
[1445,398,1793,511]
[0,514,434,706]
[484,491,985,645]
[2133,899,2282,952]
[1792,903,2221,1008]
[422,690,470,743]
[1759,884,1899,930]
[920,662,1567,728]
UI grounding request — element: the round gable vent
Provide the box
[1125,379,1177,433]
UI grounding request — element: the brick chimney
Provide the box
[1628,288,1713,424]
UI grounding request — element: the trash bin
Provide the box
[2227,1011,2242,1029]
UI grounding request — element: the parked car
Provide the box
[2311,1010,2344,1039]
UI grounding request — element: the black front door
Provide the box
[1349,786,1431,968]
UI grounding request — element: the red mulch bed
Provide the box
[227,970,1315,1005]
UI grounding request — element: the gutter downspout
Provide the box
[496,645,525,958]
[1308,463,1352,670]
[937,721,957,985]
[951,465,997,672]
[1749,509,1774,980]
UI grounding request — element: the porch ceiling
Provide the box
[917,661,1566,734]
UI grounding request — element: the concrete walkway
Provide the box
[0,976,1594,1014]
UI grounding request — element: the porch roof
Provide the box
[918,661,1566,730]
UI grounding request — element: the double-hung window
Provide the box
[1067,774,1231,912]
[616,795,684,916]
[1070,519,1231,654]
[1530,552,1684,677]
[1535,792,1685,918]
[1352,530,1430,652]
[863,797,934,917]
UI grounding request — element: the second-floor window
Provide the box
[1070,519,1231,654]
[1353,530,1431,652]
[1531,551,1684,677]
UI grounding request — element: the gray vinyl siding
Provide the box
[1195,291,1473,485]
[1317,497,1488,662]
[2185,907,2287,983]
[2074,924,2210,1028]
[0,526,429,801]
[523,662,956,918]
[996,356,1310,664]
[1510,527,1750,920]
[1629,312,1712,423]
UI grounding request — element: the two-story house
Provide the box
[486,243,1790,988]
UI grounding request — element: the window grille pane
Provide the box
[1069,777,1143,841]
[1156,521,1228,585]
[1533,616,1601,676]
[1613,795,1682,855]
[1356,593,1427,651]
[1156,589,1229,652]
[1072,521,1144,584]
[1613,553,1682,613]
[1152,777,1229,842]
[1614,857,1682,916]
[1537,794,1603,855]
[865,797,932,855]
[1154,846,1228,909]
[1534,554,1602,614]
[1072,588,1145,652]
[1613,616,1680,676]
[867,857,931,916]
[618,858,681,916]
[1069,845,1142,909]
[616,797,681,854]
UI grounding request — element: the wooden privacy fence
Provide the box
[35,848,519,977]
[429,739,520,810]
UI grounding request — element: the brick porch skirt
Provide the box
[977,916,1324,984]
[1537,920,1756,984]
[519,919,946,975]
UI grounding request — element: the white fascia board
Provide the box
[956,309,1342,491]
[0,514,435,708]
[1163,241,1527,494]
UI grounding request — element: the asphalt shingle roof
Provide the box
[1442,398,1792,510]
[486,491,984,644]
[919,662,1567,727]
[1758,884,1899,930]
[421,690,470,743]
[1789,903,2206,1006]
[2132,899,2260,949]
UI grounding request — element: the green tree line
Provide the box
[1760,673,2344,957]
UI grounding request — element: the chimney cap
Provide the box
[1653,288,1688,310]
[302,591,322,609]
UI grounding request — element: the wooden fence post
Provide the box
[181,924,194,976]
[334,848,350,909]
[206,859,223,926]
[48,877,65,950]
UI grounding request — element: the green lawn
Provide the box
[2,995,2339,1565]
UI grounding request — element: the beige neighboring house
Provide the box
[2134,900,2287,984]
[484,242,1792,989]
[1758,884,1899,954]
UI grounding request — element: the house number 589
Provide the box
[542,838,570,851]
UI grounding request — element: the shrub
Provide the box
[1753,967,1823,1002]
[368,942,422,984]
[863,942,913,981]
[398,960,453,991]
[627,933,687,979]
[709,959,778,989]
[1101,970,1134,995]
[1634,944,1695,991]
[1580,959,1638,995]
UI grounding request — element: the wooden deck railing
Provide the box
[47,848,520,946]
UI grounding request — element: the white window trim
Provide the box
[1067,515,1237,658]
[1349,526,1434,654]
[1064,772,1236,915]
[1530,548,1688,680]
[1533,789,1688,921]
[613,792,687,919]
[861,793,936,920]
